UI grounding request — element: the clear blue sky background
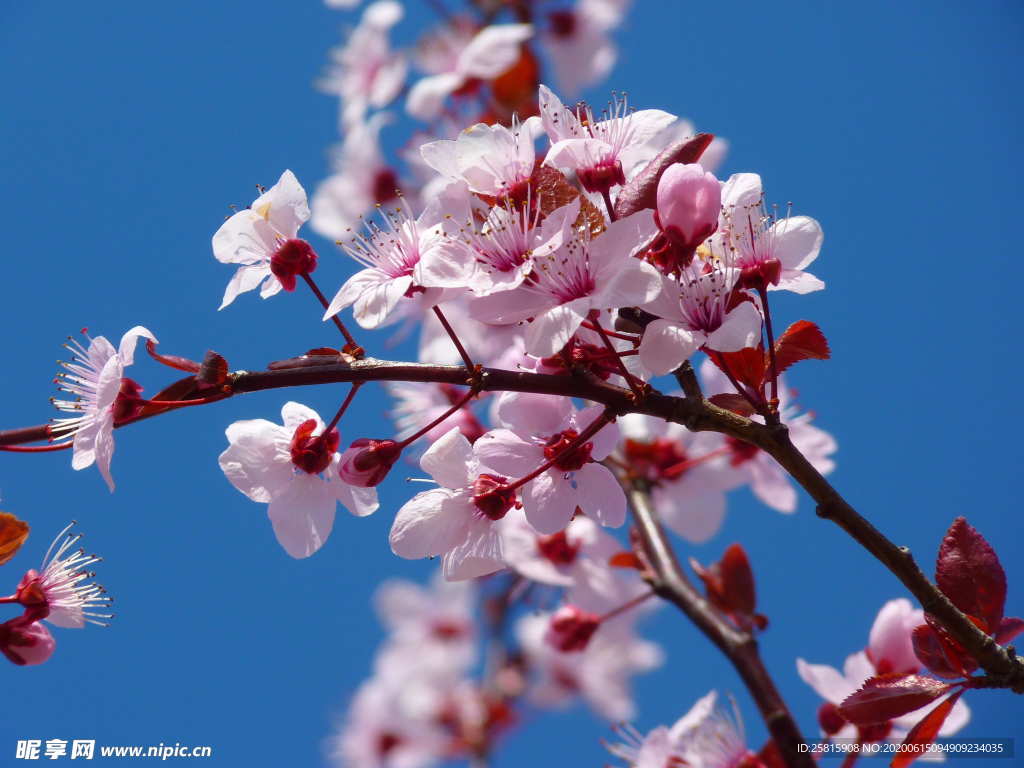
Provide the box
[1,1,1022,765]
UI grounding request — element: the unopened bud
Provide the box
[655,163,720,264]
[0,617,56,666]
[289,420,340,475]
[817,702,846,736]
[270,238,318,292]
[545,605,600,652]
[338,438,402,487]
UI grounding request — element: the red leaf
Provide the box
[774,320,830,374]
[891,690,963,768]
[690,544,762,632]
[0,511,29,566]
[923,614,979,676]
[912,624,968,680]
[935,517,1006,633]
[838,674,951,726]
[706,347,768,393]
[613,133,715,218]
[994,616,1024,646]
[708,393,756,416]
[608,551,643,570]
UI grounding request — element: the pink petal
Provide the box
[639,319,700,376]
[524,298,590,357]
[705,301,762,353]
[474,429,543,477]
[267,475,336,559]
[771,215,822,271]
[494,391,573,436]
[420,428,474,489]
[522,471,576,535]
[390,488,467,560]
[573,463,626,528]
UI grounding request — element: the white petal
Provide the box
[494,391,573,436]
[280,401,323,432]
[390,489,468,560]
[705,301,762,353]
[117,326,157,366]
[771,215,822,271]
[267,476,335,558]
[457,24,533,79]
[522,470,576,535]
[406,73,463,121]
[524,298,589,357]
[219,419,292,503]
[720,172,762,209]
[773,269,825,294]
[335,482,379,517]
[573,463,626,527]
[420,428,474,489]
[639,320,700,376]
[219,265,272,310]
[796,658,856,705]
[443,518,505,580]
[474,429,541,477]
[654,486,726,543]
[258,169,310,238]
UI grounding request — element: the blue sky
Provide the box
[0,1,1022,765]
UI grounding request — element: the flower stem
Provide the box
[757,285,780,421]
[589,314,646,402]
[323,383,362,435]
[598,589,655,622]
[396,387,477,449]
[505,410,612,492]
[300,272,363,357]
[601,189,618,222]
[432,305,477,376]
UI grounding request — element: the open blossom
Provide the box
[323,184,467,329]
[618,413,737,543]
[500,508,620,587]
[470,208,661,357]
[14,523,112,629]
[212,169,314,309]
[311,114,402,242]
[540,0,630,97]
[51,326,157,492]
[798,599,970,741]
[639,258,763,376]
[701,359,836,513]
[540,85,676,193]
[475,392,623,534]
[517,611,662,721]
[407,23,533,120]
[218,402,378,558]
[717,172,824,293]
[318,1,406,129]
[420,117,541,201]
[389,428,511,580]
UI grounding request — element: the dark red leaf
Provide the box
[912,624,968,680]
[0,512,29,566]
[994,616,1024,646]
[773,320,831,374]
[608,551,643,570]
[532,166,606,238]
[196,351,229,390]
[708,393,757,416]
[145,338,200,373]
[935,517,1006,633]
[838,674,951,726]
[706,347,769,393]
[923,614,979,676]
[690,544,761,631]
[891,690,963,768]
[614,133,715,218]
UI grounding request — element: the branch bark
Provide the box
[2,354,1021,691]
[629,480,814,768]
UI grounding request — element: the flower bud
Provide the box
[472,474,516,521]
[338,438,402,487]
[545,605,601,652]
[270,238,318,292]
[817,702,846,736]
[0,617,56,666]
[655,163,720,254]
[289,419,340,475]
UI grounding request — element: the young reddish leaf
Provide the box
[891,690,964,768]
[838,674,951,726]
[690,544,764,631]
[994,616,1024,646]
[0,512,29,566]
[923,614,979,676]
[706,347,769,393]
[306,347,340,357]
[531,165,606,238]
[708,393,757,416]
[196,351,229,390]
[490,45,539,114]
[608,551,643,570]
[614,133,715,218]
[935,517,1006,633]
[773,320,831,375]
[912,624,968,680]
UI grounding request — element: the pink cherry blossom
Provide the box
[717,172,825,294]
[14,522,112,629]
[311,114,402,242]
[469,208,661,357]
[540,0,629,98]
[797,599,971,741]
[475,392,623,534]
[618,413,737,543]
[318,1,406,128]
[386,382,484,446]
[218,402,378,558]
[639,261,763,376]
[540,85,676,194]
[51,326,157,492]
[516,611,662,721]
[406,23,533,120]
[389,427,510,580]
[701,359,836,513]
[323,184,468,329]
[212,169,312,309]
[420,117,541,200]
[500,508,619,588]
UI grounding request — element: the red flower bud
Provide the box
[270,238,318,292]
[818,702,846,736]
[338,439,402,487]
[0,617,56,666]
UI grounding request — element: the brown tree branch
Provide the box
[628,480,813,768]
[2,354,1021,692]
